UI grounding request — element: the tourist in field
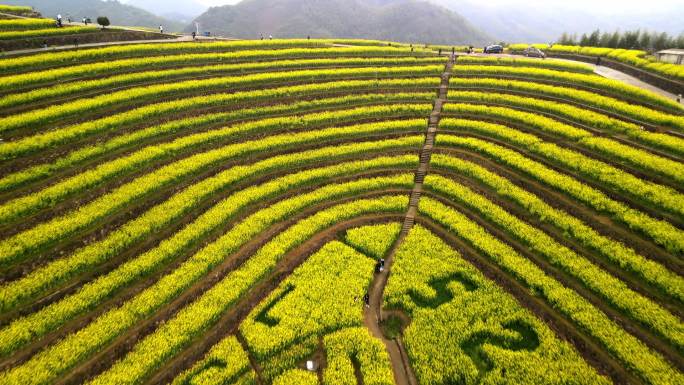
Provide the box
[363,293,370,308]
[159,25,164,34]
[56,14,62,27]
[375,259,384,273]
[73,38,78,47]
[269,35,273,40]
[192,31,196,40]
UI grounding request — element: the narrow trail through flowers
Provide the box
[363,55,453,385]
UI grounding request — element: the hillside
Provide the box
[1,0,185,31]
[432,0,684,43]
[188,0,492,45]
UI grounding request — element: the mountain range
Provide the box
[6,0,682,43]
[186,0,492,44]
[2,0,186,30]
[431,0,684,43]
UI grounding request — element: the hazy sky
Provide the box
[196,0,682,11]
[197,0,240,5]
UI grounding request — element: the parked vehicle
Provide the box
[484,44,503,54]
[524,46,546,58]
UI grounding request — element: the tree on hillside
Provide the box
[579,33,589,46]
[587,30,600,46]
[607,31,620,48]
[638,33,651,50]
[556,29,684,51]
[97,16,110,30]
[619,30,640,49]
[653,32,670,50]
[558,32,576,45]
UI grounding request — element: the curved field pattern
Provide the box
[0,33,681,385]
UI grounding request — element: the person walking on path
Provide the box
[159,25,164,34]
[269,34,273,40]
[192,31,196,40]
[363,293,370,308]
[56,14,62,27]
[73,38,78,47]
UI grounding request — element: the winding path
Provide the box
[562,58,679,100]
[363,55,454,385]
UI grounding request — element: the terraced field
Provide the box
[0,38,682,385]
[0,5,171,52]
[0,15,99,45]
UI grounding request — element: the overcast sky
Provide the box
[195,0,682,13]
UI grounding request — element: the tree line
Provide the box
[557,30,684,52]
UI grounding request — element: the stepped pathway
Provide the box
[363,55,453,385]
